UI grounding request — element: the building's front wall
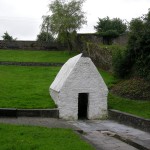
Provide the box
[88,92,108,119]
[57,88,108,120]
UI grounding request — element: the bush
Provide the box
[112,46,132,78]
[111,78,150,100]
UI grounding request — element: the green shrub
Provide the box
[127,10,150,80]
[112,46,132,78]
[111,78,150,100]
[136,57,150,80]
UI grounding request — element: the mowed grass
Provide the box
[0,123,94,150]
[99,70,150,119]
[0,50,77,63]
[0,65,61,108]
[99,69,119,88]
[108,94,150,119]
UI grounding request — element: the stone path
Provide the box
[0,117,149,150]
[68,120,150,150]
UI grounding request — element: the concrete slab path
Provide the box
[68,120,150,150]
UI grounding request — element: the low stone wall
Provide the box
[0,108,59,118]
[77,33,128,45]
[0,40,66,50]
[109,109,150,132]
[0,61,64,67]
[0,34,128,51]
[77,33,103,44]
[113,34,128,46]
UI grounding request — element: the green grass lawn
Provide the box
[108,94,150,119]
[0,123,94,150]
[0,50,77,63]
[0,65,61,109]
[99,69,150,119]
[99,69,119,88]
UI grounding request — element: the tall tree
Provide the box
[94,17,127,44]
[40,16,53,42]
[41,0,86,51]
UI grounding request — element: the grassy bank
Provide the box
[99,69,150,119]
[0,123,94,150]
[0,50,77,63]
[0,65,61,108]
[99,69,119,88]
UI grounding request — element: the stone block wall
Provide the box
[0,40,66,50]
[113,34,128,46]
[77,33,128,45]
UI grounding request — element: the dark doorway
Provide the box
[78,93,88,119]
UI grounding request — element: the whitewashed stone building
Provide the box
[50,53,108,120]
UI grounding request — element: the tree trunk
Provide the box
[66,32,73,52]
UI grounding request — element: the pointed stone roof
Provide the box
[50,53,82,92]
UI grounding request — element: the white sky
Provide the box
[0,0,149,40]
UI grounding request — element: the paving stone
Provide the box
[68,120,150,150]
[84,131,138,150]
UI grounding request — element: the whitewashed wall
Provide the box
[50,54,108,120]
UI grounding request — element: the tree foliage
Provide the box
[95,17,127,44]
[127,10,150,80]
[2,32,16,41]
[41,0,86,51]
[37,32,54,42]
[41,15,51,34]
[113,10,150,80]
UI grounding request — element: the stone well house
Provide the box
[50,53,108,120]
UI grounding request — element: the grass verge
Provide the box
[0,65,61,109]
[99,44,126,52]
[108,93,150,119]
[0,123,94,150]
[0,50,77,63]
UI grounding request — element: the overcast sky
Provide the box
[0,0,150,40]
